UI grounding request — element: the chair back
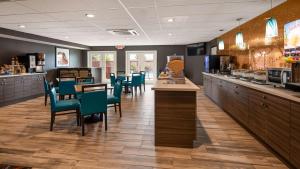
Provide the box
[76,77,95,85]
[113,80,123,99]
[49,88,58,112]
[131,73,141,87]
[59,78,76,95]
[140,71,146,84]
[110,73,116,86]
[43,77,50,93]
[80,84,107,115]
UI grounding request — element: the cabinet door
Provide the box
[291,103,300,169]
[14,76,24,100]
[3,77,15,102]
[248,89,267,141]
[37,75,44,94]
[23,76,32,97]
[211,78,220,105]
[264,94,290,161]
[230,84,249,126]
[0,79,4,103]
[203,75,209,96]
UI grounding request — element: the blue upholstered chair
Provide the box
[128,73,142,97]
[43,77,59,106]
[48,88,80,131]
[76,77,95,85]
[110,73,116,87]
[107,80,122,117]
[79,84,107,136]
[140,71,146,91]
[59,77,76,100]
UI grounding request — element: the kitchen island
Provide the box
[152,78,200,148]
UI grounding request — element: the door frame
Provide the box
[87,50,117,82]
[125,50,157,80]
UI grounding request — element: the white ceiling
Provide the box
[0,0,286,46]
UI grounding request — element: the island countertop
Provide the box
[152,78,200,92]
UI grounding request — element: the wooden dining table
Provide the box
[117,74,131,93]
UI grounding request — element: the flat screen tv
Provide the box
[284,19,300,63]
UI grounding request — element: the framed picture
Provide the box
[56,47,70,67]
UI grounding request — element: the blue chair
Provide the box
[79,84,108,136]
[140,71,146,91]
[110,73,116,87]
[76,77,95,85]
[59,77,76,100]
[48,88,80,131]
[43,77,59,106]
[128,73,142,97]
[107,80,122,117]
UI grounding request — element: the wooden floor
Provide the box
[0,85,288,169]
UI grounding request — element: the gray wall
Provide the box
[0,37,84,80]
[83,45,186,76]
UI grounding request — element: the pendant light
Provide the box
[235,18,245,49]
[265,0,278,38]
[218,40,225,50]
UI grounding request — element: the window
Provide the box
[88,51,117,82]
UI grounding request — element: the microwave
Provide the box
[267,68,291,87]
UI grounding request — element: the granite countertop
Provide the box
[152,77,200,92]
[0,73,46,78]
[203,72,300,103]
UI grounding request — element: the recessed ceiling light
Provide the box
[64,36,69,39]
[85,14,95,18]
[167,18,174,23]
[168,33,173,36]
[18,25,25,28]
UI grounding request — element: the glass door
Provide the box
[126,51,157,82]
[87,51,117,82]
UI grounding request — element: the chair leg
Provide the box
[81,116,85,136]
[144,84,145,91]
[50,112,55,131]
[76,109,80,126]
[135,87,137,96]
[69,94,71,99]
[131,87,133,97]
[119,103,122,117]
[104,112,107,131]
[139,85,142,94]
[114,103,117,112]
[44,93,48,106]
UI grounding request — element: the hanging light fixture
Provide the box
[235,18,245,49]
[218,40,225,50]
[265,0,278,38]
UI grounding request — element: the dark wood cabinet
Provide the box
[291,103,300,169]
[203,74,296,167]
[0,74,44,106]
[264,94,290,161]
[0,79,4,103]
[3,77,15,102]
[248,89,268,141]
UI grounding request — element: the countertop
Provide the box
[203,72,300,103]
[152,78,200,92]
[0,73,46,78]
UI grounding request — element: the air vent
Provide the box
[0,0,26,2]
[106,29,139,36]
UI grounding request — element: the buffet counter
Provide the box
[203,72,300,169]
[152,78,200,148]
[0,73,45,106]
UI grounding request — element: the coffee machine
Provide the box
[18,53,45,73]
